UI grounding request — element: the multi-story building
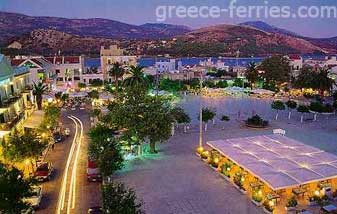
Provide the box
[0,54,35,138]
[11,56,56,88]
[100,45,138,82]
[45,56,84,89]
[288,54,303,77]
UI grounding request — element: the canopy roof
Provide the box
[207,134,337,190]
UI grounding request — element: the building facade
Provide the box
[45,56,84,89]
[100,45,138,82]
[0,55,34,138]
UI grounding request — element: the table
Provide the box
[266,192,280,201]
[292,187,306,197]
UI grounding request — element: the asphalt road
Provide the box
[36,110,101,214]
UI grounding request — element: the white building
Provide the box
[45,56,84,89]
[155,59,182,74]
[288,55,303,77]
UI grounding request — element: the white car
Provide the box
[24,186,42,209]
[65,128,70,136]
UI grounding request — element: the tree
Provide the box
[286,100,297,119]
[271,101,285,120]
[198,108,216,131]
[2,132,48,172]
[138,96,174,153]
[88,124,124,177]
[297,105,309,123]
[216,80,228,88]
[109,62,125,94]
[123,66,148,89]
[171,106,191,133]
[314,68,335,97]
[91,79,104,87]
[259,55,290,86]
[88,90,99,100]
[102,182,144,214]
[245,62,259,89]
[0,163,34,214]
[40,104,61,130]
[78,82,86,89]
[32,82,48,110]
[220,115,230,129]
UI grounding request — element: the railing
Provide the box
[0,94,23,108]
[0,112,25,131]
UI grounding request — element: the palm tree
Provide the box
[108,62,125,94]
[245,62,259,89]
[32,82,48,110]
[123,66,148,89]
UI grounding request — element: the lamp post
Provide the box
[197,71,204,154]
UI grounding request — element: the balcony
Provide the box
[0,112,25,131]
[0,94,23,108]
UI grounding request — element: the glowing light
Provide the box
[258,190,262,195]
[269,201,275,207]
[48,98,53,103]
[241,177,245,182]
[196,146,204,154]
[24,159,30,165]
[214,157,219,164]
[314,190,320,196]
[227,167,231,171]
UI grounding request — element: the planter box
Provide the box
[209,165,218,171]
[251,199,262,207]
[233,183,247,194]
[219,173,231,182]
[263,207,273,214]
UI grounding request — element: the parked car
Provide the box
[34,162,53,181]
[65,128,70,137]
[87,159,102,182]
[23,186,42,209]
[88,206,103,214]
[53,132,63,143]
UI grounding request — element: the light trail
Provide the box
[67,115,84,212]
[56,116,79,214]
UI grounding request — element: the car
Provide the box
[65,128,70,137]
[23,186,42,209]
[53,132,63,143]
[87,159,102,182]
[88,206,103,214]
[34,162,53,181]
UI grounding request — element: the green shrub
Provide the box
[247,115,268,127]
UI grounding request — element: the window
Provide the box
[56,69,60,74]
[57,77,63,81]
[74,77,80,81]
[74,69,80,76]
[68,78,72,81]
[83,79,86,82]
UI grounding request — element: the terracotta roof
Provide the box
[11,59,25,66]
[64,56,80,64]
[288,54,301,60]
[44,56,81,64]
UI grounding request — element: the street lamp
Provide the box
[197,71,204,154]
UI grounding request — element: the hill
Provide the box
[0,11,191,45]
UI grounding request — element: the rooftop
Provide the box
[207,134,337,190]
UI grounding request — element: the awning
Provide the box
[207,134,337,191]
[23,110,44,129]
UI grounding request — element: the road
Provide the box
[36,110,101,214]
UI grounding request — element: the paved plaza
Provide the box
[114,96,337,214]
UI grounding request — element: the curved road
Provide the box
[36,110,100,214]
